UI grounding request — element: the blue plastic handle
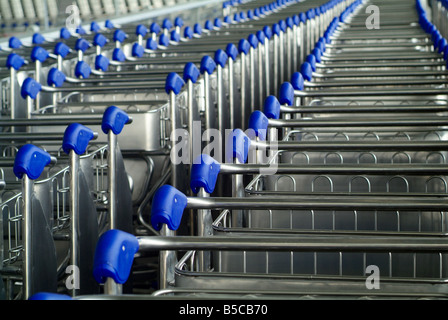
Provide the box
[29,293,72,300]
[135,24,148,37]
[93,33,108,48]
[91,21,101,33]
[151,185,188,231]
[75,61,92,79]
[312,47,322,63]
[226,43,239,61]
[200,55,216,74]
[279,82,294,106]
[174,16,184,28]
[13,144,53,180]
[159,34,169,47]
[226,129,251,163]
[93,229,139,284]
[32,33,45,44]
[62,123,96,155]
[170,30,180,43]
[291,71,304,90]
[60,27,71,39]
[162,18,173,30]
[165,72,185,94]
[194,23,202,35]
[114,29,128,43]
[238,39,250,54]
[204,20,213,30]
[76,25,87,35]
[47,68,66,87]
[112,48,126,62]
[75,38,92,52]
[150,22,161,34]
[105,20,115,29]
[21,78,42,100]
[6,53,26,70]
[183,62,200,83]
[146,38,158,50]
[9,37,22,49]
[248,111,269,141]
[306,54,316,72]
[190,154,221,194]
[301,62,313,81]
[214,18,222,29]
[95,54,110,71]
[54,42,71,58]
[263,26,273,40]
[101,106,131,135]
[214,49,228,67]
[184,26,193,39]
[264,95,281,119]
[256,30,266,44]
[132,43,144,58]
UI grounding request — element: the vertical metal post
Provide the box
[10,68,16,133]
[69,150,80,297]
[108,131,117,229]
[159,225,175,289]
[249,46,255,114]
[22,176,33,300]
[228,58,235,129]
[264,38,270,96]
[231,158,243,228]
[170,91,179,189]
[104,278,122,295]
[197,188,212,271]
[240,53,247,129]
[187,81,195,166]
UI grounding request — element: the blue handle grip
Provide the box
[29,293,72,300]
[226,129,251,163]
[214,49,228,68]
[112,48,126,62]
[263,26,273,40]
[279,82,294,106]
[75,38,92,52]
[150,22,161,34]
[47,68,66,87]
[63,123,96,155]
[183,62,200,83]
[146,38,158,50]
[165,72,185,94]
[151,185,187,231]
[226,43,239,61]
[184,26,193,39]
[135,24,148,37]
[6,53,26,70]
[174,17,184,28]
[60,27,71,39]
[248,111,269,141]
[238,39,250,54]
[113,29,128,43]
[9,37,22,49]
[13,144,53,180]
[54,42,71,58]
[264,95,281,119]
[21,77,42,100]
[93,34,108,48]
[162,18,173,30]
[105,20,115,29]
[291,71,304,90]
[132,43,144,58]
[93,229,139,284]
[101,106,131,135]
[200,55,216,74]
[301,62,313,81]
[95,54,110,71]
[191,154,221,194]
[256,30,265,44]
[32,33,45,44]
[91,21,101,33]
[75,61,92,79]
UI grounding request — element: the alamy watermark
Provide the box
[65,4,81,33]
[365,5,380,30]
[365,265,380,290]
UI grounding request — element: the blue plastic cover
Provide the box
[306,54,316,71]
[150,22,161,34]
[312,47,322,63]
[62,123,95,155]
[6,53,26,70]
[248,110,269,141]
[279,20,286,32]
[47,68,66,87]
[256,30,265,44]
[194,23,202,35]
[264,95,281,119]
[105,20,114,29]
[183,62,200,83]
[112,48,126,62]
[29,293,72,300]
[95,54,110,71]
[226,43,238,60]
[165,72,185,94]
[240,11,247,21]
[54,42,71,58]
[13,144,52,180]
[101,106,131,135]
[272,23,281,36]
[204,20,213,30]
[75,38,91,52]
[32,33,45,44]
[159,34,169,47]
[31,46,49,63]
[233,13,241,23]
[200,55,216,74]
[75,61,91,79]
[214,49,228,67]
[21,78,41,100]
[114,29,128,43]
[226,129,251,163]
[135,24,148,37]
[151,185,188,231]
[291,71,304,90]
[146,38,158,50]
[93,33,108,48]
[279,82,294,106]
[247,9,254,20]
[438,38,447,54]
[76,25,86,35]
[9,37,22,49]
[238,39,250,54]
[174,17,184,27]
[170,30,180,43]
[184,26,193,39]
[132,43,144,58]
[190,154,221,194]
[60,27,71,39]
[285,17,293,29]
[90,21,101,33]
[214,18,222,29]
[93,229,139,284]
[162,18,173,30]
[263,26,273,40]
[299,12,306,23]
[301,62,313,81]
[224,16,232,24]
